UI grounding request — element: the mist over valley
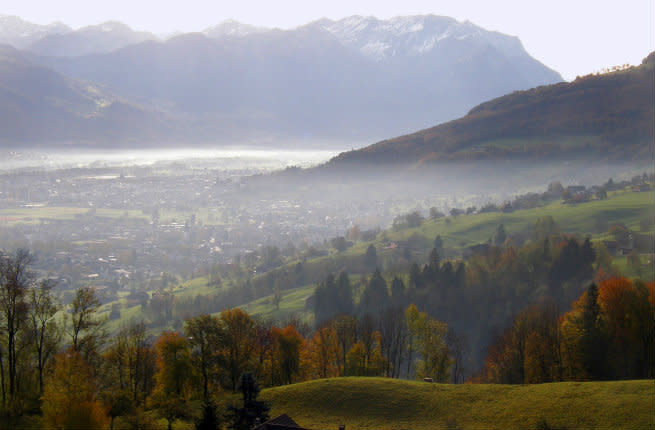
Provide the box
[0,8,653,430]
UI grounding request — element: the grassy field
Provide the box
[0,206,149,225]
[238,284,315,322]
[388,190,654,251]
[261,377,655,430]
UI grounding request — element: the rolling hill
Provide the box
[261,377,654,430]
[328,52,655,165]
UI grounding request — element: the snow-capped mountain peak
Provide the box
[319,15,525,61]
[203,20,269,38]
[0,15,70,48]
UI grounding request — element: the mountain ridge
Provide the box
[20,15,560,144]
[26,21,158,57]
[0,44,173,144]
[1,14,563,146]
[326,52,655,166]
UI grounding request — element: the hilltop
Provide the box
[261,377,654,430]
[328,52,654,165]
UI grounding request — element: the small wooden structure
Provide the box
[253,414,313,430]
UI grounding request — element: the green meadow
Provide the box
[262,377,655,430]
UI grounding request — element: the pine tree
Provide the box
[580,283,606,379]
[225,373,269,430]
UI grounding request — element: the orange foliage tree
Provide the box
[597,277,654,378]
[271,325,304,385]
[301,326,340,379]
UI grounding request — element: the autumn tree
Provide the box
[405,304,450,382]
[302,325,339,379]
[252,317,274,385]
[185,314,223,401]
[102,321,155,409]
[484,301,561,384]
[597,277,653,378]
[42,350,109,430]
[332,315,356,376]
[271,326,304,385]
[220,309,257,392]
[151,331,193,430]
[345,315,385,377]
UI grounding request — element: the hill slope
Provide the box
[329,52,654,164]
[0,44,173,144]
[261,377,654,430]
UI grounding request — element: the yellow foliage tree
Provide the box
[150,331,193,430]
[345,332,385,376]
[301,326,340,379]
[405,304,450,382]
[42,350,109,430]
[220,308,257,392]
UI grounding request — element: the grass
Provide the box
[172,276,222,298]
[387,190,654,251]
[238,284,315,322]
[261,377,655,430]
[0,206,148,225]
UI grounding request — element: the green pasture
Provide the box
[262,377,654,430]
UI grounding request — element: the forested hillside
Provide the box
[0,175,653,429]
[329,52,654,165]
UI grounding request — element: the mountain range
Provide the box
[0,15,562,146]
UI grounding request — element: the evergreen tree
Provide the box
[428,248,440,273]
[580,283,606,379]
[335,272,354,315]
[225,373,269,430]
[390,277,406,306]
[409,263,422,290]
[359,269,390,315]
[364,245,377,272]
[196,401,221,430]
[494,224,507,246]
[433,235,444,255]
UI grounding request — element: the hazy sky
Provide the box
[1,0,653,80]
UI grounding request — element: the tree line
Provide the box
[480,276,654,383]
[0,248,457,429]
